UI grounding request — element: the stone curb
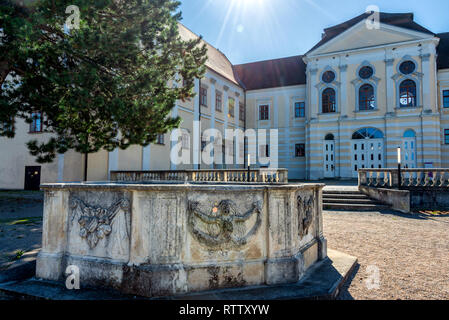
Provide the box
[0,249,358,300]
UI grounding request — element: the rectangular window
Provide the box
[200,86,207,107]
[295,144,305,157]
[259,144,270,157]
[239,102,245,121]
[215,91,222,112]
[228,98,235,118]
[445,129,449,145]
[294,102,305,118]
[259,105,269,120]
[182,132,190,149]
[30,112,42,133]
[443,90,449,108]
[156,134,165,145]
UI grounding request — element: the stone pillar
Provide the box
[57,153,64,182]
[193,79,200,169]
[223,86,229,169]
[108,149,119,180]
[235,93,240,168]
[338,64,348,116]
[142,146,151,171]
[210,79,216,130]
[385,55,395,114]
[36,190,69,281]
[309,67,319,119]
[170,105,179,170]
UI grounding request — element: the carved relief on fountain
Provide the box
[297,194,315,239]
[187,199,262,250]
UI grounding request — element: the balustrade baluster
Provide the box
[432,171,438,187]
[439,171,445,187]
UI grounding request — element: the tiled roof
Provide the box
[307,12,434,54]
[233,56,306,90]
[178,23,240,86]
[437,33,449,70]
[179,13,449,91]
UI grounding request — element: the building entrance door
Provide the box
[324,135,335,178]
[24,166,41,190]
[351,128,384,178]
[402,130,417,169]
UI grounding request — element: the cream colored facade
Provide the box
[2,12,449,188]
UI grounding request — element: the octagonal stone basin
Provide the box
[36,182,326,298]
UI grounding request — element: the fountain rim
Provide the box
[40,181,325,191]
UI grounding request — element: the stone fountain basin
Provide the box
[36,182,326,298]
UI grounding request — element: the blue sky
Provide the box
[179,0,449,65]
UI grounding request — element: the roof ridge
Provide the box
[323,12,414,34]
[177,22,234,70]
[234,55,304,67]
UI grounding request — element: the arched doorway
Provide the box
[402,130,417,169]
[324,134,335,178]
[351,128,384,178]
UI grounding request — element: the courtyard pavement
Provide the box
[0,188,448,300]
[0,191,43,273]
[326,209,449,300]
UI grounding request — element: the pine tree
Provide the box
[0,0,207,179]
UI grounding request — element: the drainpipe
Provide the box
[198,78,202,170]
[244,88,248,168]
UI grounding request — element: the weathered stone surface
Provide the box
[360,186,410,213]
[36,182,326,298]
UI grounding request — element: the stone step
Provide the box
[323,198,381,205]
[323,193,369,200]
[322,190,360,195]
[323,203,389,211]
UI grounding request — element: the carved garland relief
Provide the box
[187,199,262,249]
[70,198,130,249]
[297,195,314,239]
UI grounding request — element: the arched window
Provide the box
[325,133,335,141]
[399,79,417,108]
[359,84,375,111]
[404,129,416,138]
[322,88,336,113]
[352,128,384,140]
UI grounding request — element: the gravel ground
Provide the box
[0,191,43,220]
[0,191,43,272]
[0,219,42,271]
[1,189,448,300]
[325,210,449,300]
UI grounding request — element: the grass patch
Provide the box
[10,250,25,261]
[418,210,449,216]
[0,217,43,225]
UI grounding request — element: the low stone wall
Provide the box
[360,186,449,213]
[359,186,410,213]
[409,189,449,210]
[36,182,326,298]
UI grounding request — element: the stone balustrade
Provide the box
[111,168,289,184]
[358,168,449,188]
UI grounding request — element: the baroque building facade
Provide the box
[2,12,449,188]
